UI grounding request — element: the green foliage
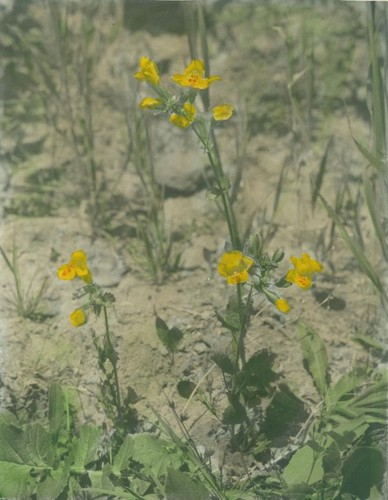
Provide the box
[176,380,196,399]
[297,321,329,397]
[319,193,388,304]
[0,384,232,499]
[281,323,387,498]
[165,468,209,500]
[211,352,234,375]
[237,350,279,402]
[155,315,184,363]
[283,444,324,487]
[342,446,385,499]
[262,384,306,439]
[0,244,49,320]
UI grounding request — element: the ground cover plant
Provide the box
[0,0,387,498]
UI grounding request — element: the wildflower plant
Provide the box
[57,249,137,443]
[135,57,324,449]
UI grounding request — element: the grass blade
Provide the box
[319,193,387,301]
[363,174,388,262]
[353,138,384,173]
[311,135,334,209]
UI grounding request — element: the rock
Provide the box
[88,243,126,288]
[180,235,218,271]
[152,120,209,196]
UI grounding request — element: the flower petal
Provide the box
[140,97,162,109]
[70,308,87,327]
[275,298,291,314]
[57,263,76,281]
[212,104,234,121]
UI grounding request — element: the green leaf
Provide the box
[238,349,279,401]
[311,135,333,209]
[364,174,388,261]
[352,334,385,352]
[35,468,70,500]
[345,376,388,423]
[222,401,247,425]
[112,435,133,474]
[0,461,35,498]
[25,423,55,467]
[325,367,369,407]
[72,425,103,470]
[353,138,384,172]
[168,327,184,352]
[297,322,329,396]
[342,447,384,499]
[130,433,183,478]
[283,444,324,486]
[322,441,341,474]
[0,424,32,464]
[205,187,222,200]
[326,418,369,451]
[88,464,115,490]
[262,384,306,439]
[177,380,196,399]
[216,295,241,333]
[155,316,183,353]
[165,468,209,500]
[48,383,67,438]
[211,352,234,375]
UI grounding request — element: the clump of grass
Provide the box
[125,100,181,284]
[0,244,49,320]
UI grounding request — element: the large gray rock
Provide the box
[152,120,209,196]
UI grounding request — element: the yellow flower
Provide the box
[285,253,322,289]
[134,56,160,85]
[285,270,312,289]
[169,102,196,128]
[218,250,254,285]
[171,60,220,90]
[212,104,234,121]
[275,298,291,314]
[70,308,87,327]
[290,253,323,275]
[57,249,92,284]
[57,263,76,281]
[140,97,162,109]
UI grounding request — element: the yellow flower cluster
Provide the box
[134,57,234,129]
[57,249,92,284]
[57,249,91,327]
[169,102,196,128]
[217,250,254,285]
[171,59,220,90]
[286,253,323,289]
[134,56,160,85]
[217,250,322,315]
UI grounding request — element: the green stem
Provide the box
[103,305,122,417]
[193,125,241,249]
[231,285,253,396]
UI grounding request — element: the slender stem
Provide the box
[194,125,241,249]
[236,284,247,367]
[103,305,122,416]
